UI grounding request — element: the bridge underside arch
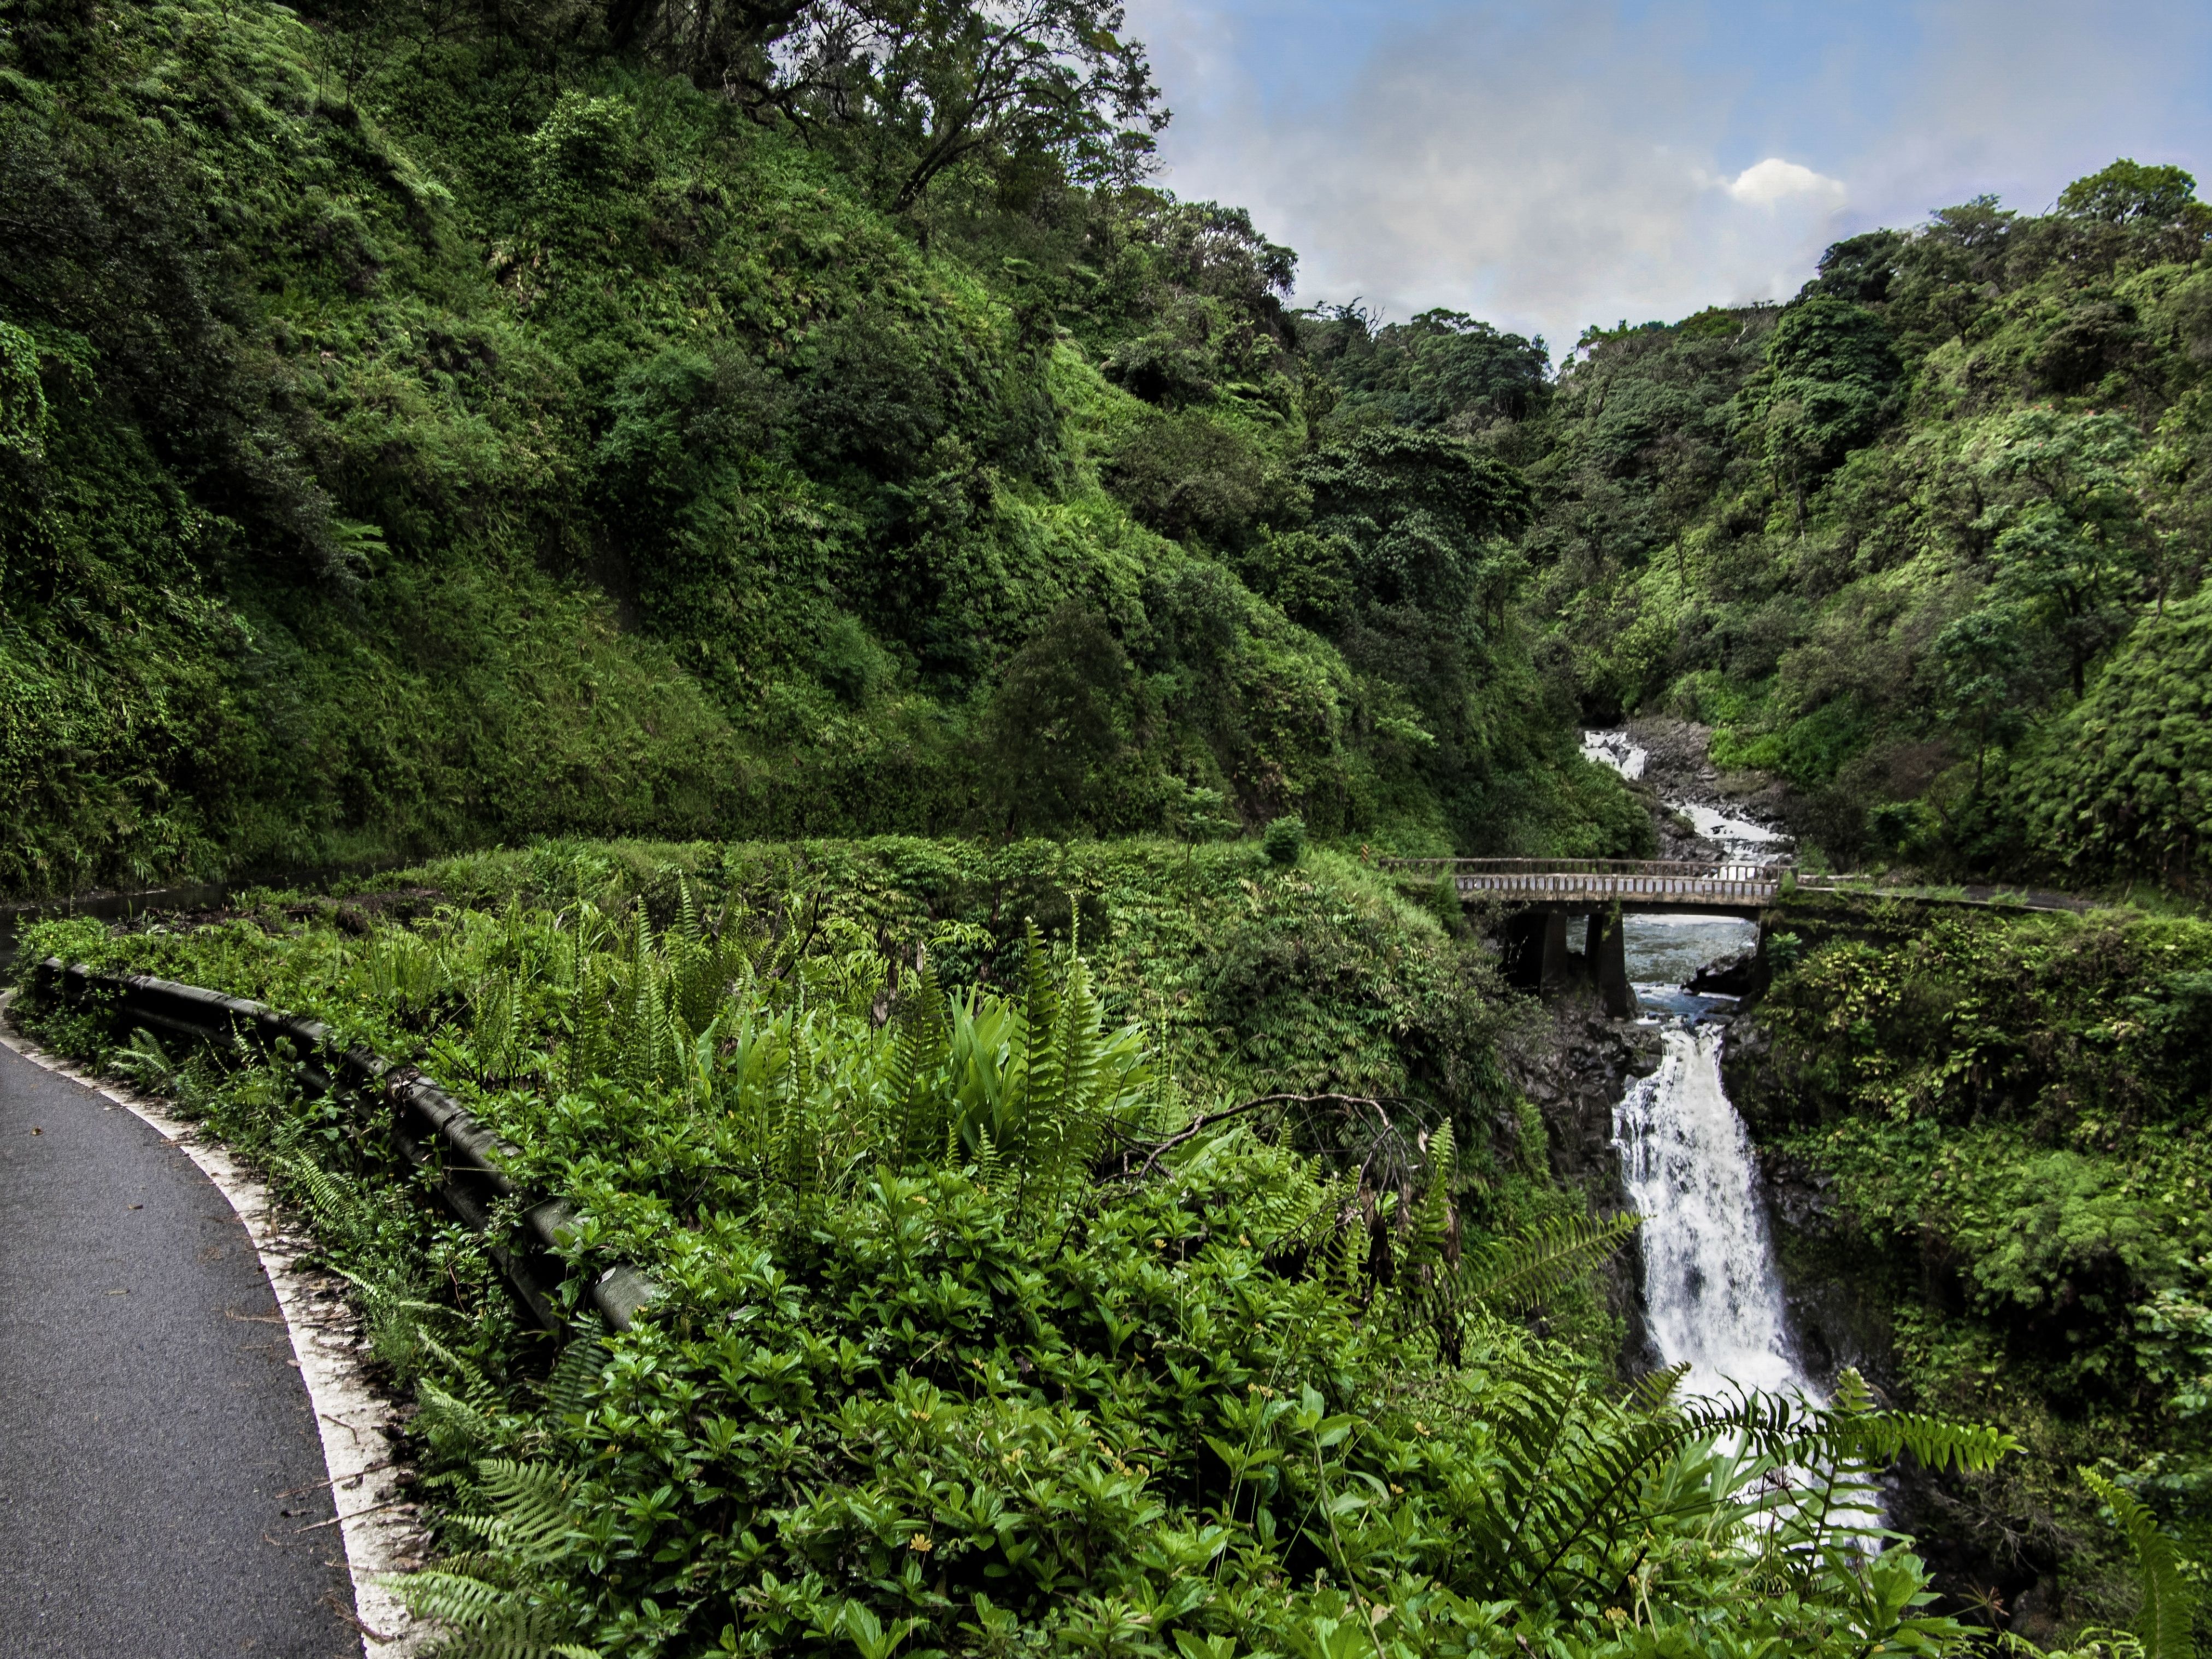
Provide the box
[1497,904,1768,1019]
[1499,909,1639,1019]
[1382,857,1783,1020]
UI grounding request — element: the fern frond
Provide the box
[390,1568,520,1627]
[889,962,951,1166]
[116,1027,181,1092]
[417,1378,503,1453]
[1820,1409,2017,1475]
[1404,1121,1456,1279]
[1401,1211,1637,1363]
[2083,1468,2198,1659]
[1626,1362,1690,1417]
[474,1457,576,1562]
[1456,1210,1640,1316]
[389,1564,587,1657]
[1013,920,1061,1182]
[544,1339,607,1418]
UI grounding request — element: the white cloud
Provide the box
[1122,0,2210,360]
[1127,0,1848,353]
[1724,158,1848,209]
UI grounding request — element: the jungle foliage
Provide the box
[1499,161,2212,890]
[17,846,2017,1659]
[0,0,1639,898]
[1729,893,2212,1647]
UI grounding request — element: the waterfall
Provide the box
[1575,723,1816,1401]
[1614,1026,1814,1401]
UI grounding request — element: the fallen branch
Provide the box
[1121,1092,1420,1183]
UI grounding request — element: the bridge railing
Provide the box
[1384,856,1780,881]
[1379,856,1786,905]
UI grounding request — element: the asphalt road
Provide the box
[0,1042,360,1657]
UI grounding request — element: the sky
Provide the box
[1120,0,2212,356]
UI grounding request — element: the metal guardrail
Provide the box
[1381,857,1784,907]
[25,960,655,1333]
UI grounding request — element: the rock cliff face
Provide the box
[1721,1014,1896,1393]
[1502,991,1663,1370]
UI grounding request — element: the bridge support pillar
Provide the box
[1502,911,1572,994]
[1584,911,1638,1020]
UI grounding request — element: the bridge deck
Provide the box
[1382,857,1781,910]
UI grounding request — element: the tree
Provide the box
[1883,199,2016,347]
[603,0,813,80]
[1931,604,2028,793]
[1802,230,1905,305]
[1747,297,1902,519]
[762,0,1166,214]
[2058,159,2201,227]
[980,605,1134,833]
[2046,160,2212,269]
[1102,412,1284,549]
[1298,305,1550,431]
[1974,409,2150,697]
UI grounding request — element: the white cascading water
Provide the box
[1613,1026,1814,1401]
[1578,726,1815,1401]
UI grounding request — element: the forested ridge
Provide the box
[7,0,2209,897]
[1517,172,2212,891]
[0,0,1645,898]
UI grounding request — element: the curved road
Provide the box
[0,1042,361,1657]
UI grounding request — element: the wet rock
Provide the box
[1689,948,1758,996]
[1622,715,1802,853]
[1500,992,1663,1371]
[1503,994,1661,1187]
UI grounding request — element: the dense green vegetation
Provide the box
[0,0,1642,898]
[18,842,2026,1659]
[1507,169,2212,888]
[14,0,2203,896]
[9,0,2212,1650]
[1732,895,2212,1643]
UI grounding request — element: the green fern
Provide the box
[2084,1468,2199,1659]
[417,1376,505,1456]
[1402,1120,1457,1280]
[392,1460,591,1657]
[887,961,952,1164]
[1460,1346,2013,1601]
[1458,1210,1642,1315]
[115,1027,182,1093]
[543,1339,607,1419]
[1397,1210,1640,1363]
[456,1459,575,1563]
[1011,921,1062,1189]
[391,1568,594,1659]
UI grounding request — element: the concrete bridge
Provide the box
[1382,857,1783,914]
[1380,857,1787,1017]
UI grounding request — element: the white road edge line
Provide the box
[0,996,426,1657]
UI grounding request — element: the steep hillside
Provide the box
[0,0,1640,896]
[1475,168,2212,889]
[1728,893,2212,1636]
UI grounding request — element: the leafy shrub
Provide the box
[1102,411,1285,549]
[19,874,2011,1659]
[1734,897,2212,1628]
[1262,811,1305,864]
[2015,589,2212,888]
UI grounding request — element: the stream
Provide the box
[1581,728,1819,1404]
[1580,727,1790,862]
